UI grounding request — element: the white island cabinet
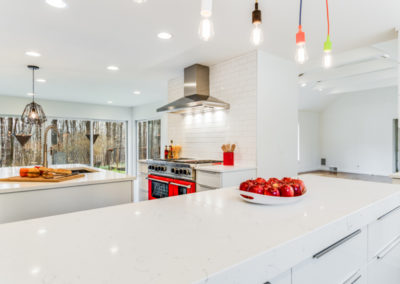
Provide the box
[195,165,256,191]
[0,175,400,284]
[0,164,135,224]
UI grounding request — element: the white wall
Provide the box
[256,51,299,178]
[320,87,397,175]
[167,51,258,166]
[0,95,132,121]
[298,111,320,173]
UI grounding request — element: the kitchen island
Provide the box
[0,164,135,224]
[0,175,399,283]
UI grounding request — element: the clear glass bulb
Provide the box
[198,17,214,41]
[251,24,263,46]
[323,50,332,68]
[295,43,309,64]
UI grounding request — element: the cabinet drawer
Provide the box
[196,171,221,188]
[367,237,400,284]
[293,229,367,284]
[368,205,400,259]
[197,183,218,192]
[265,270,291,284]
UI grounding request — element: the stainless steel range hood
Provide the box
[157,64,230,114]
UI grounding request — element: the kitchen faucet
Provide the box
[43,125,61,168]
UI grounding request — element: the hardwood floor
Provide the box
[300,170,394,184]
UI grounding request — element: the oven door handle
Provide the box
[146,177,170,184]
[170,182,191,188]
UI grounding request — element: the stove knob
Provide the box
[171,168,175,173]
[178,169,183,174]
[182,169,188,175]
[149,166,153,170]
[162,166,167,171]
[157,166,161,171]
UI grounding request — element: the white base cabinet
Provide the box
[265,204,400,284]
[265,270,291,284]
[0,180,133,224]
[196,167,256,191]
[293,229,367,284]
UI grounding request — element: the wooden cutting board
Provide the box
[0,174,85,183]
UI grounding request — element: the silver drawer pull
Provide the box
[342,270,361,284]
[377,205,400,221]
[146,177,169,184]
[170,182,191,188]
[377,235,400,260]
[313,229,361,259]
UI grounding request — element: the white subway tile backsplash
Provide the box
[167,51,257,165]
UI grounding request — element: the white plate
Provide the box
[239,189,307,205]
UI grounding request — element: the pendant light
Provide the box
[295,0,308,64]
[323,0,332,68]
[21,65,47,125]
[251,0,263,46]
[198,0,214,41]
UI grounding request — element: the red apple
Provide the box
[291,182,303,196]
[282,177,293,184]
[267,177,280,185]
[246,179,255,187]
[279,184,295,197]
[268,187,280,197]
[239,182,250,192]
[292,179,306,193]
[255,177,267,185]
[249,184,264,195]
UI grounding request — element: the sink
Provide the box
[69,167,99,174]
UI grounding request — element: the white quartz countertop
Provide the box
[0,175,400,284]
[0,164,135,194]
[195,164,256,173]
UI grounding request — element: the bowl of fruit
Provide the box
[239,177,307,205]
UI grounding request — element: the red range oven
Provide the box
[148,174,196,200]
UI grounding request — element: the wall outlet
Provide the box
[321,158,326,166]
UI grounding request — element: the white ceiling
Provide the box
[0,0,399,107]
[299,39,399,111]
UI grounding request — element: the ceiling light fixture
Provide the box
[36,78,46,83]
[198,0,215,42]
[323,0,332,68]
[21,65,47,125]
[251,0,263,46]
[133,0,147,3]
[107,65,119,71]
[301,82,307,87]
[25,51,41,57]
[46,0,67,8]
[133,90,141,95]
[157,32,172,40]
[107,101,113,104]
[295,0,308,64]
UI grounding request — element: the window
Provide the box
[137,119,161,161]
[93,121,127,173]
[0,116,127,173]
[0,116,42,167]
[50,119,91,165]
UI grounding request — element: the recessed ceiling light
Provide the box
[301,83,307,87]
[157,32,172,40]
[133,90,141,95]
[382,54,390,59]
[107,101,113,104]
[27,92,35,96]
[107,65,119,71]
[25,51,41,57]
[133,0,147,3]
[36,78,46,83]
[46,0,67,8]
